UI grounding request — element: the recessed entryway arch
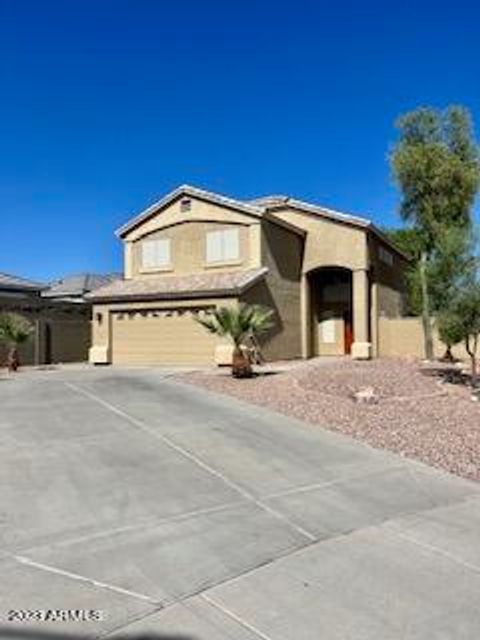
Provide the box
[307,266,353,356]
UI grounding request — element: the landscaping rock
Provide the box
[352,387,378,404]
[178,357,480,483]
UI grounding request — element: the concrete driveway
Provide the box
[1,367,480,639]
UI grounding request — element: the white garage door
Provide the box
[111,306,221,365]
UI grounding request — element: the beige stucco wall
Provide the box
[105,194,305,365]
[269,208,368,272]
[378,317,470,360]
[122,196,262,279]
[105,197,411,364]
[130,220,254,278]
[91,297,236,364]
[368,234,408,317]
[240,220,303,360]
[378,284,405,317]
[367,235,409,357]
[269,207,372,358]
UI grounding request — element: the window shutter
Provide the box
[206,231,222,263]
[155,239,170,266]
[206,229,239,263]
[142,241,157,268]
[222,229,239,261]
[142,239,170,268]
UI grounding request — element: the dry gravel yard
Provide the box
[179,357,480,482]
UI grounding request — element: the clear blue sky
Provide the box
[1,0,479,281]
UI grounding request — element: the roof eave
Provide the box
[262,212,306,237]
[42,291,83,297]
[88,289,241,304]
[266,199,371,229]
[42,293,88,302]
[367,223,412,262]
[0,284,46,293]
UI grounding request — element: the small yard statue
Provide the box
[353,386,379,404]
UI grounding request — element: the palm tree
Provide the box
[0,313,34,371]
[195,304,274,378]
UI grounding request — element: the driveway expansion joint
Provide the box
[390,527,480,576]
[3,369,480,639]
[13,499,249,556]
[64,380,317,542]
[8,552,160,604]
[200,593,274,640]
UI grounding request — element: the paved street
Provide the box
[1,366,479,639]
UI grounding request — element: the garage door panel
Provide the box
[111,309,222,365]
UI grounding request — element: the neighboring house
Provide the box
[88,185,409,366]
[43,272,121,303]
[0,272,92,365]
[0,272,46,296]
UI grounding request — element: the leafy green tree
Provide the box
[383,227,423,314]
[382,227,424,262]
[437,310,464,362]
[444,282,480,386]
[195,303,274,378]
[390,106,480,359]
[0,313,34,371]
[427,225,476,313]
[384,223,475,319]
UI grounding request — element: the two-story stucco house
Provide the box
[88,185,408,365]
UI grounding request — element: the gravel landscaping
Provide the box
[179,358,480,482]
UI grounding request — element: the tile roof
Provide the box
[250,195,371,227]
[114,184,407,259]
[250,195,410,259]
[248,195,291,206]
[87,267,268,302]
[0,272,45,291]
[43,273,121,299]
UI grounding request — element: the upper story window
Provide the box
[206,228,240,264]
[142,238,171,269]
[379,246,394,266]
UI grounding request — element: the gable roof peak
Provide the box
[248,195,291,207]
[116,184,264,238]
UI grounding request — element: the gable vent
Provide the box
[180,198,191,212]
